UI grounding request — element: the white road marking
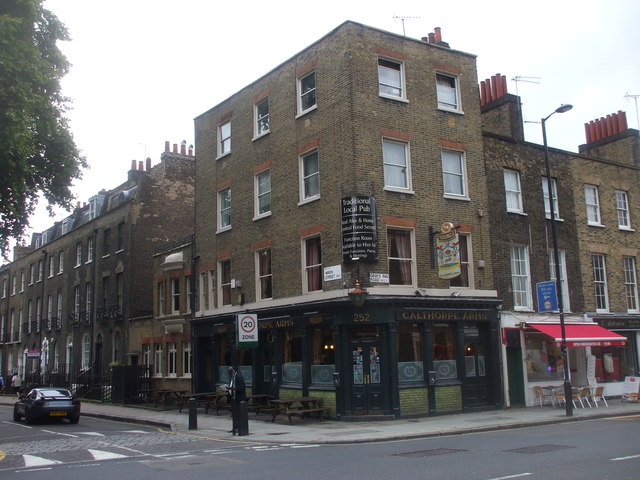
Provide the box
[22,454,62,467]
[487,474,532,480]
[76,432,105,436]
[88,449,129,460]
[611,454,640,461]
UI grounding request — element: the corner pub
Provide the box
[190,296,503,420]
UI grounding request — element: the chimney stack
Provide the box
[165,141,170,152]
[146,157,151,171]
[584,111,628,143]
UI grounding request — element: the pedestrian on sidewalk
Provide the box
[0,373,4,394]
[11,372,22,396]
[226,367,246,435]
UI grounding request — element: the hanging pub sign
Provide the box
[436,222,461,279]
[341,196,378,262]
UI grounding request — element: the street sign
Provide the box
[236,313,258,348]
[536,281,558,313]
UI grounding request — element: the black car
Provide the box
[14,388,81,424]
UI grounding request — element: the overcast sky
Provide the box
[15,0,640,250]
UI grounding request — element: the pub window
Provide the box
[432,324,457,380]
[397,323,423,382]
[216,333,253,384]
[282,329,303,384]
[311,326,335,385]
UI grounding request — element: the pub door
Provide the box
[350,338,384,415]
[463,339,491,407]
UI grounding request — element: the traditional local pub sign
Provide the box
[341,196,378,262]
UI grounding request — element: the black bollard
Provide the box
[238,400,249,436]
[188,397,197,430]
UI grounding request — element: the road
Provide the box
[1,406,639,479]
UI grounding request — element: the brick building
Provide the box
[0,142,195,393]
[192,21,503,419]
[480,75,640,407]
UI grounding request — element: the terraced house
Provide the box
[191,21,503,419]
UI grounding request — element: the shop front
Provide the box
[190,296,503,420]
[501,314,633,406]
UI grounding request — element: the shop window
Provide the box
[311,326,334,385]
[282,329,302,384]
[524,333,564,382]
[397,323,423,382]
[592,334,636,382]
[432,324,456,380]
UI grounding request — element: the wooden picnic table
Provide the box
[246,394,274,416]
[270,396,326,424]
[176,391,229,414]
[139,389,179,408]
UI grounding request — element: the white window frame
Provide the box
[48,256,55,278]
[154,344,163,376]
[57,291,62,321]
[85,282,92,317]
[29,264,35,285]
[158,281,165,316]
[302,236,323,293]
[616,190,632,230]
[378,57,405,100]
[217,187,232,232]
[592,254,609,313]
[182,341,192,376]
[87,236,94,263]
[441,149,468,199]
[20,271,25,292]
[254,97,270,138]
[436,72,461,112]
[542,177,561,220]
[58,251,64,274]
[75,242,82,267]
[256,248,273,300]
[383,138,412,192]
[449,233,474,289]
[82,334,91,370]
[297,70,317,116]
[171,278,180,314]
[218,259,232,306]
[503,169,524,213]
[217,121,231,158]
[387,228,416,287]
[623,256,639,313]
[548,249,570,312]
[254,169,272,219]
[510,245,532,310]
[142,344,151,368]
[299,150,320,203]
[74,286,81,316]
[209,270,216,308]
[167,341,177,377]
[584,184,602,226]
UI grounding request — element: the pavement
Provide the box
[5,394,640,444]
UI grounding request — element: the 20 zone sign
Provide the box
[236,313,258,347]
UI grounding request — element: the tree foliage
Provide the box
[0,0,86,258]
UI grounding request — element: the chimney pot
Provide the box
[434,27,442,44]
[428,32,435,43]
[188,145,194,156]
[180,143,186,155]
[164,141,170,152]
[131,159,136,171]
[138,160,143,171]
[173,143,178,153]
[146,157,151,171]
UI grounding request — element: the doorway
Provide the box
[350,335,384,415]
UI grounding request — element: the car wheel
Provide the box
[69,415,80,424]
[13,406,21,422]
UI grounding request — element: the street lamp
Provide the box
[542,103,573,417]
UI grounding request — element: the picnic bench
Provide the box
[270,396,326,424]
[139,389,185,408]
[246,394,275,416]
[176,391,230,414]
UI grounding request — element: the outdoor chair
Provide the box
[532,385,554,407]
[588,386,608,407]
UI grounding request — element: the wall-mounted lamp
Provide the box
[348,257,368,307]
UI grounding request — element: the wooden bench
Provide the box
[246,394,275,416]
[177,392,229,414]
[271,397,327,424]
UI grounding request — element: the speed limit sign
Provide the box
[236,313,258,347]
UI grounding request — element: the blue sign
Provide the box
[537,281,558,312]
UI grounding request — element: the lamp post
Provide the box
[542,104,573,417]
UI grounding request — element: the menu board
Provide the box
[341,196,378,262]
[622,376,640,402]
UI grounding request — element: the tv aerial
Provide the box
[392,16,420,36]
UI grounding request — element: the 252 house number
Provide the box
[353,313,370,322]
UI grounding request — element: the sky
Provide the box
[12,0,640,254]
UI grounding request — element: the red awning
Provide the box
[527,323,627,347]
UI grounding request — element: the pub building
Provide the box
[190,294,503,420]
